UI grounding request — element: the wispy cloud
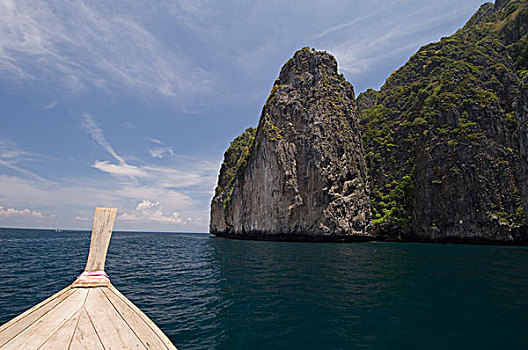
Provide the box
[0,0,484,105]
[148,138,163,145]
[0,159,44,181]
[327,1,484,82]
[0,138,45,180]
[75,113,217,229]
[0,0,214,103]
[92,160,218,191]
[1,124,207,230]
[0,139,31,160]
[82,114,218,191]
[41,100,58,110]
[81,113,125,164]
[163,0,482,99]
[0,0,486,232]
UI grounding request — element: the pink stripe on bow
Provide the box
[77,271,109,280]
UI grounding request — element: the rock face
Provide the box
[356,0,528,243]
[519,77,528,222]
[210,48,371,241]
[211,0,528,244]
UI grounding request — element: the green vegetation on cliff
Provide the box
[214,127,256,197]
[371,175,414,226]
[211,0,527,243]
[358,0,527,234]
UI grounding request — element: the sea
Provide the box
[0,228,526,349]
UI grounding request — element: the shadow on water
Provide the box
[0,229,527,349]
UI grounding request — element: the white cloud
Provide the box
[0,0,487,233]
[136,200,159,211]
[93,161,148,178]
[81,115,218,190]
[0,0,213,103]
[0,206,44,218]
[81,114,216,191]
[0,173,207,230]
[94,160,218,192]
[148,147,174,159]
[119,200,189,224]
[0,113,218,230]
[0,174,196,213]
[0,0,484,106]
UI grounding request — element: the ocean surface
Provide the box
[0,228,526,349]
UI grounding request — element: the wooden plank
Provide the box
[85,208,117,272]
[69,309,104,350]
[0,286,75,347]
[1,288,88,349]
[84,287,146,349]
[37,309,81,350]
[105,285,177,349]
[72,276,110,288]
[101,287,171,349]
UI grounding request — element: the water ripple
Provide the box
[0,229,527,349]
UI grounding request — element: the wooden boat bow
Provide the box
[0,207,178,349]
[72,207,116,288]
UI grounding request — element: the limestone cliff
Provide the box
[210,48,371,241]
[210,0,528,244]
[356,0,528,243]
[518,76,528,222]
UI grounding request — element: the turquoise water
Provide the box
[0,228,526,349]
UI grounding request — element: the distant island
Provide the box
[210,0,528,244]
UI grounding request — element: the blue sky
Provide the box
[0,0,486,232]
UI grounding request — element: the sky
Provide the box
[0,0,487,232]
